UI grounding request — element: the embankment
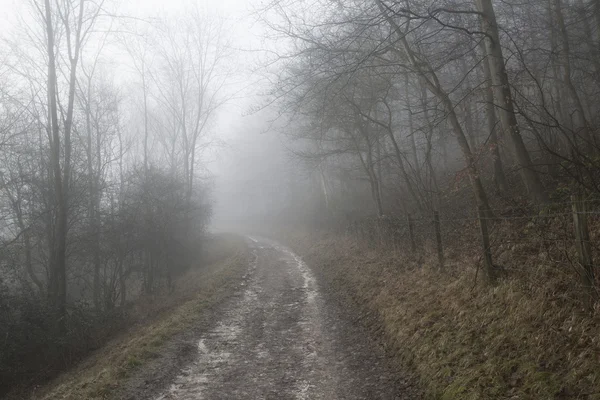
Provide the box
[19,234,250,400]
[287,231,600,399]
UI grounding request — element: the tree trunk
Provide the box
[376,131,384,207]
[365,138,384,217]
[552,0,594,149]
[44,0,67,334]
[577,0,600,80]
[480,42,508,193]
[351,121,385,216]
[377,0,493,216]
[420,85,441,209]
[119,260,127,307]
[84,85,101,311]
[376,98,423,211]
[594,0,600,61]
[476,0,547,203]
[460,59,478,149]
[318,166,330,212]
[142,72,149,174]
[405,75,420,178]
[441,91,493,218]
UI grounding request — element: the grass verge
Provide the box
[287,231,600,399]
[26,234,249,400]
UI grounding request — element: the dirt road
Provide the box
[154,237,418,400]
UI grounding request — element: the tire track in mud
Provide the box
[154,237,417,400]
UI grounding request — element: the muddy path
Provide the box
[152,237,419,400]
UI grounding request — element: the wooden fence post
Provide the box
[478,205,495,283]
[433,211,444,269]
[572,194,596,309]
[407,213,416,253]
[380,218,389,248]
[367,220,375,247]
[392,219,400,252]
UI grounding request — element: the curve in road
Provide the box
[155,237,417,400]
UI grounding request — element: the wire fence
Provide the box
[344,195,600,306]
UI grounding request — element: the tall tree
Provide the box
[475,0,548,202]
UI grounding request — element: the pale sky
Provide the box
[0,0,279,227]
[0,0,263,43]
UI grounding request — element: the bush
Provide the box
[0,288,127,395]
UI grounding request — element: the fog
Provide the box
[211,106,291,229]
[2,0,600,395]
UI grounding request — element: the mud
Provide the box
[146,236,420,400]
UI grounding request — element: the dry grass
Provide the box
[26,234,249,400]
[290,231,600,399]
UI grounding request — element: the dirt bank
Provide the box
[286,231,600,399]
[26,235,250,400]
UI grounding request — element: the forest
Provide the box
[0,0,229,393]
[2,0,600,398]
[250,1,600,395]
[256,0,600,286]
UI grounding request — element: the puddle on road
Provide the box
[272,243,333,399]
[154,249,260,400]
[273,244,319,303]
[155,240,332,400]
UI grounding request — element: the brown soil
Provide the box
[30,234,422,400]
[144,236,421,399]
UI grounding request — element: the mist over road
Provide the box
[154,237,415,400]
